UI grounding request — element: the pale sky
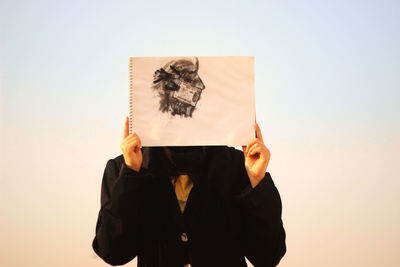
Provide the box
[1,0,400,266]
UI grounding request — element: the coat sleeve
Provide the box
[234,151,286,267]
[92,157,149,266]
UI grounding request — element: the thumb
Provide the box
[123,117,129,138]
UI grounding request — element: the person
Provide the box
[92,117,286,267]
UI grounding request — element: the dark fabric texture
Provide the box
[162,146,207,176]
[92,146,286,267]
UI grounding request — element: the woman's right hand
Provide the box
[120,117,143,172]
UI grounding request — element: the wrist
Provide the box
[125,161,141,172]
[250,176,264,188]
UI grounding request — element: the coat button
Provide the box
[181,232,188,242]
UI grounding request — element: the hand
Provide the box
[242,123,271,188]
[120,117,143,172]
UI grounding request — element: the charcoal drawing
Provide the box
[152,57,205,117]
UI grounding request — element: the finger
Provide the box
[127,137,141,147]
[249,142,269,156]
[127,135,141,146]
[246,138,262,152]
[255,123,263,142]
[121,134,137,147]
[128,134,142,145]
[126,139,141,152]
[125,132,139,141]
[242,145,248,157]
[249,145,264,157]
[123,117,129,138]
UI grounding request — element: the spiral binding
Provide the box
[128,57,134,135]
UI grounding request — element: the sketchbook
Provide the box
[129,56,255,146]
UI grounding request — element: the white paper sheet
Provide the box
[130,56,255,146]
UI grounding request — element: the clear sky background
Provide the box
[1,0,399,266]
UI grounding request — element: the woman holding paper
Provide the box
[92,117,286,267]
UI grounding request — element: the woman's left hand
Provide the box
[242,123,271,188]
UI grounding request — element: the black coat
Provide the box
[92,146,286,266]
